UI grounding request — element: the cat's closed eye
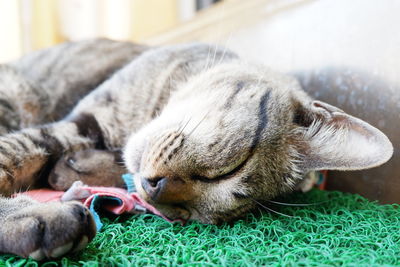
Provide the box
[192,155,251,182]
[65,156,90,174]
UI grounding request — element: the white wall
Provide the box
[227,0,400,86]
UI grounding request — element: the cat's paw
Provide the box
[0,201,96,260]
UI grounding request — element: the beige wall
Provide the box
[0,0,199,63]
[0,0,22,62]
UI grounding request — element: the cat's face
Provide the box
[124,63,393,224]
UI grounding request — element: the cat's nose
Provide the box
[140,176,196,204]
[141,177,167,201]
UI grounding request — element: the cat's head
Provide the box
[124,62,393,224]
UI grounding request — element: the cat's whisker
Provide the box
[267,199,330,207]
[251,198,296,218]
[202,43,213,72]
[13,184,27,195]
[211,42,219,70]
[187,110,212,138]
[5,169,15,182]
[177,117,193,136]
[218,30,234,66]
[209,28,220,70]
[176,120,186,133]
[211,2,228,69]
[25,183,33,192]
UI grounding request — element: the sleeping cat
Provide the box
[0,39,393,260]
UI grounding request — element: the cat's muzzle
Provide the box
[140,175,196,204]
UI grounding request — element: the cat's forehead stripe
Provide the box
[223,81,245,109]
[250,90,271,150]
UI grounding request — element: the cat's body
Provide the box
[0,38,148,134]
[0,39,393,260]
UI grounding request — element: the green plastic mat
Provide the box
[1,189,399,266]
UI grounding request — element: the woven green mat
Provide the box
[1,189,399,266]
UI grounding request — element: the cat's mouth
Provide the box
[133,173,194,222]
[143,198,193,224]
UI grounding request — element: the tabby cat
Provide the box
[0,39,393,260]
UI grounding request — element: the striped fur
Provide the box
[0,39,392,259]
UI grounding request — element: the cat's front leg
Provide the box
[0,120,98,259]
[0,196,96,260]
[0,121,94,196]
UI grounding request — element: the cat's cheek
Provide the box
[123,131,155,203]
[123,132,149,174]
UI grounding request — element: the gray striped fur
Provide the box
[0,39,392,259]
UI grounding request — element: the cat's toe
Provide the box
[29,248,46,261]
[38,202,97,259]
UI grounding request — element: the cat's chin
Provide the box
[154,203,192,223]
[146,200,218,225]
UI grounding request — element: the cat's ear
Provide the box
[294,100,393,171]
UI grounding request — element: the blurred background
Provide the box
[0,0,223,62]
[0,0,399,203]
